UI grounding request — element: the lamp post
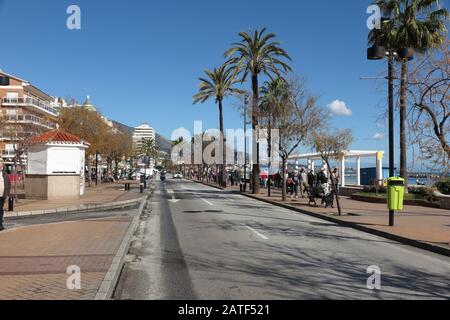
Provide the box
[243,95,248,192]
[367,45,414,227]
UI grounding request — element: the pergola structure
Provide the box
[289,150,385,187]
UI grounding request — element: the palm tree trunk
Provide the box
[252,74,260,194]
[218,99,227,188]
[400,60,408,192]
[267,119,272,197]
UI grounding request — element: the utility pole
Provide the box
[244,95,248,192]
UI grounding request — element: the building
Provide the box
[25,127,90,200]
[132,123,156,170]
[0,69,61,165]
[132,123,156,150]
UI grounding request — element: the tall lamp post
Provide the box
[243,95,248,192]
[367,45,414,227]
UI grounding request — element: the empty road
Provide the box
[114,178,450,300]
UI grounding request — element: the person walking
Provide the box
[291,171,300,199]
[331,167,340,196]
[0,160,11,232]
[299,168,309,198]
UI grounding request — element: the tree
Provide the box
[262,77,324,201]
[138,137,158,169]
[408,41,449,175]
[369,0,449,190]
[312,129,354,216]
[225,28,292,194]
[193,63,242,187]
[59,106,112,185]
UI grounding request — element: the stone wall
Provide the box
[25,174,81,200]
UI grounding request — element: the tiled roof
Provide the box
[25,129,90,146]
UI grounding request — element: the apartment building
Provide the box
[0,69,60,164]
[132,123,156,150]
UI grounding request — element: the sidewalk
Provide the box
[0,215,137,300]
[191,179,450,251]
[7,182,143,215]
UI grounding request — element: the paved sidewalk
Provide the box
[191,179,450,249]
[8,182,142,214]
[0,215,134,300]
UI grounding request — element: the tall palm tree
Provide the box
[369,0,448,189]
[193,63,242,187]
[139,137,158,169]
[225,28,292,194]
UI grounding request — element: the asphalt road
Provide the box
[114,178,450,300]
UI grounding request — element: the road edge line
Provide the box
[94,195,148,300]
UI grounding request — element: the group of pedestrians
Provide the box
[287,167,341,200]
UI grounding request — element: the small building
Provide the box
[24,128,90,200]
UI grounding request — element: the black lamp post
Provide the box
[367,45,414,227]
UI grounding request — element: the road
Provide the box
[114,177,450,300]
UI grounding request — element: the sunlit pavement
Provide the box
[114,178,450,300]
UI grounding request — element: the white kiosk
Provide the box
[25,128,90,200]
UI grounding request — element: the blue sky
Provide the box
[0,0,447,169]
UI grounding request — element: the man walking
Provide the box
[0,160,11,231]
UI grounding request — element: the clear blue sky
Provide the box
[1,0,447,169]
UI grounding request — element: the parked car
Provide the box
[174,172,183,179]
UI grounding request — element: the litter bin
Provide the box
[387,177,405,211]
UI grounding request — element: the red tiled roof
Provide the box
[25,129,90,146]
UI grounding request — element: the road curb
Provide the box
[233,192,450,258]
[94,195,149,300]
[6,196,147,219]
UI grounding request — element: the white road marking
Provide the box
[244,225,269,240]
[200,198,214,206]
[167,189,180,203]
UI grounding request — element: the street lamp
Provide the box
[367,45,414,227]
[243,95,249,192]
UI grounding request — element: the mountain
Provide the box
[111,120,172,153]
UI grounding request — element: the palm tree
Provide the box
[138,137,158,169]
[193,63,242,188]
[225,28,292,194]
[369,0,448,189]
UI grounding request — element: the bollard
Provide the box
[140,184,144,193]
[8,197,14,212]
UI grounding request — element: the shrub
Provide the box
[363,185,387,193]
[436,178,450,195]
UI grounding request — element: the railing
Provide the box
[4,114,56,129]
[2,98,58,116]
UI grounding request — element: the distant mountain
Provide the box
[111,120,172,153]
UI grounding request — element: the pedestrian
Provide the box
[331,168,340,196]
[0,160,11,232]
[291,171,299,199]
[299,168,309,198]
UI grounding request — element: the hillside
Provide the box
[112,120,172,153]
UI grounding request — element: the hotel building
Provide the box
[0,69,61,164]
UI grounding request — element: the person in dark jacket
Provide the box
[0,160,11,231]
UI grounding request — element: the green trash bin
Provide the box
[387,177,405,211]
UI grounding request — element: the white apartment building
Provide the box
[132,123,156,150]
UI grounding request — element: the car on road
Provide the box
[173,172,183,179]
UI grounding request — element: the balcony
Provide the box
[2,97,59,116]
[4,114,57,130]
